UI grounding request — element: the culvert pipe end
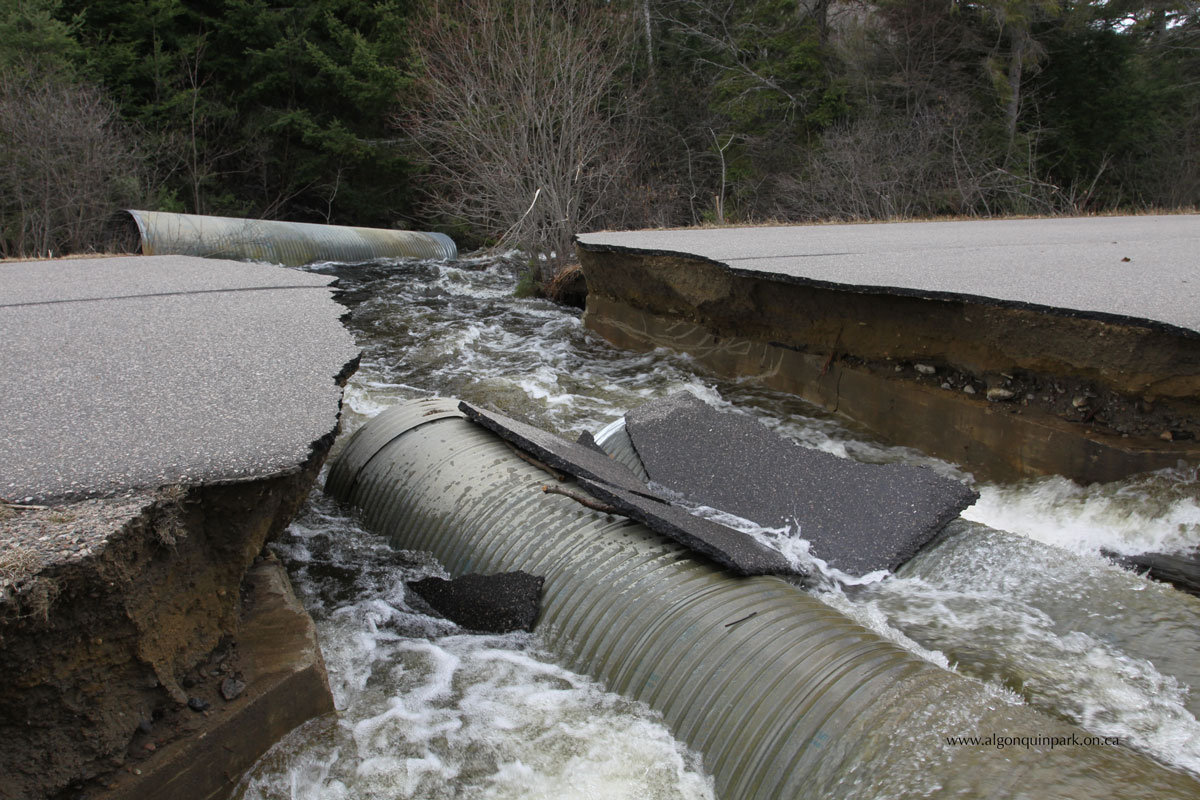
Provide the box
[124,210,457,266]
[326,399,1200,800]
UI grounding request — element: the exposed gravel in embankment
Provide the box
[0,495,154,596]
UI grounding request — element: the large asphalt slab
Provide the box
[625,393,978,576]
[578,215,1200,336]
[1,256,360,504]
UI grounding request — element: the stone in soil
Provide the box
[220,677,247,701]
[97,559,335,800]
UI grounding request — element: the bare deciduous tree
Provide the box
[0,68,146,257]
[401,0,642,281]
[776,104,1082,220]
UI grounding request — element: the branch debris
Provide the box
[541,484,620,515]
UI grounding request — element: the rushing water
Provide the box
[235,256,1200,797]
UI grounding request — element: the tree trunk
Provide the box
[1005,31,1026,151]
[643,0,654,73]
[811,0,830,46]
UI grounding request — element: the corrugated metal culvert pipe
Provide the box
[326,398,1200,800]
[124,209,457,266]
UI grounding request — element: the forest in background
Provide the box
[1,0,1197,271]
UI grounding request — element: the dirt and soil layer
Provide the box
[851,355,1195,443]
[0,431,335,800]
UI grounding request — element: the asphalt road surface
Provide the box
[1,256,359,504]
[578,215,1200,336]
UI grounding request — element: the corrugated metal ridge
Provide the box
[592,416,648,481]
[325,397,463,500]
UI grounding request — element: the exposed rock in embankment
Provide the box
[576,223,1200,483]
[99,554,334,800]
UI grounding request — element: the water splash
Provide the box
[319,257,724,440]
[858,521,1200,776]
[236,495,715,800]
[964,466,1200,557]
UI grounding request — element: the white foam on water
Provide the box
[236,498,715,800]
[963,466,1200,557]
[862,523,1200,777]
[668,500,953,670]
[339,383,408,431]
[609,381,1200,777]
[514,366,579,408]
[879,578,1200,777]
[241,633,716,800]
[435,266,516,300]
[815,586,957,672]
[332,258,736,439]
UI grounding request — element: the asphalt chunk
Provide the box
[575,477,797,576]
[625,392,978,576]
[459,401,648,493]
[406,572,544,633]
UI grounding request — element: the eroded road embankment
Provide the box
[0,256,360,800]
[577,217,1200,484]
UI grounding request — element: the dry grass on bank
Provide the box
[580,206,1200,236]
[1,251,137,264]
[545,262,583,302]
